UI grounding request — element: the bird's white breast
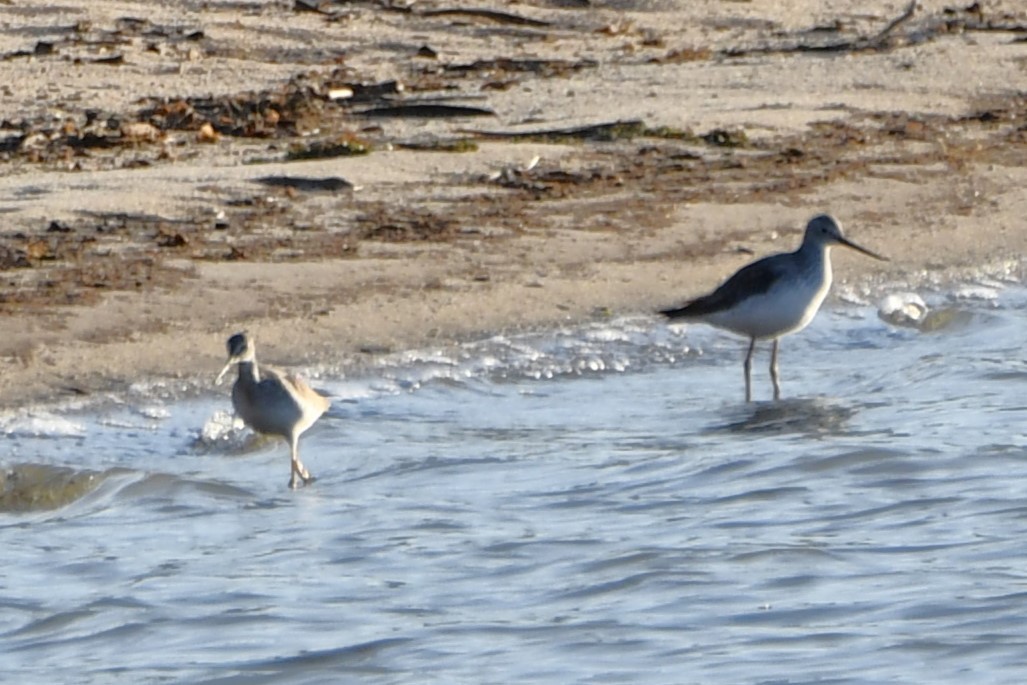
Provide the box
[706,259,832,340]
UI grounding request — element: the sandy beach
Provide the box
[0,0,1025,409]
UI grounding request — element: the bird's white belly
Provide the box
[706,276,830,340]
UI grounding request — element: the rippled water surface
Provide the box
[3,285,1027,684]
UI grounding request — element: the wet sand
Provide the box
[0,0,1025,408]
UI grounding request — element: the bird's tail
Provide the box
[659,304,695,320]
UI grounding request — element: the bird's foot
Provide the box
[288,473,316,489]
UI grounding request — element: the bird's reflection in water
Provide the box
[706,397,856,437]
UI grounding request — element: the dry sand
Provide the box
[0,0,1025,408]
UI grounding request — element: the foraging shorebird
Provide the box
[660,214,887,402]
[215,332,331,488]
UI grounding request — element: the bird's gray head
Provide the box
[215,332,256,385]
[805,214,845,243]
[804,214,887,261]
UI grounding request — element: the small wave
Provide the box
[115,472,255,502]
[729,546,843,564]
[0,463,105,513]
[217,637,414,680]
[0,461,256,517]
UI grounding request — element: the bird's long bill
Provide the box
[838,235,888,262]
[214,361,234,386]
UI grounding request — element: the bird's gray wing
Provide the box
[660,254,787,320]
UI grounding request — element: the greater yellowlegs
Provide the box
[660,214,886,401]
[215,332,331,488]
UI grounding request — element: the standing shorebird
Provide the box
[215,332,331,489]
[660,214,886,402]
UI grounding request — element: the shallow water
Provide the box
[3,284,1027,684]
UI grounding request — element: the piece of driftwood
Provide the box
[724,0,919,56]
[421,8,549,28]
[355,104,495,118]
[722,1,1027,58]
[254,176,354,192]
[465,120,647,142]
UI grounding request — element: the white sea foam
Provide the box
[196,410,245,446]
[0,410,87,438]
[952,283,1002,302]
[878,292,929,328]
